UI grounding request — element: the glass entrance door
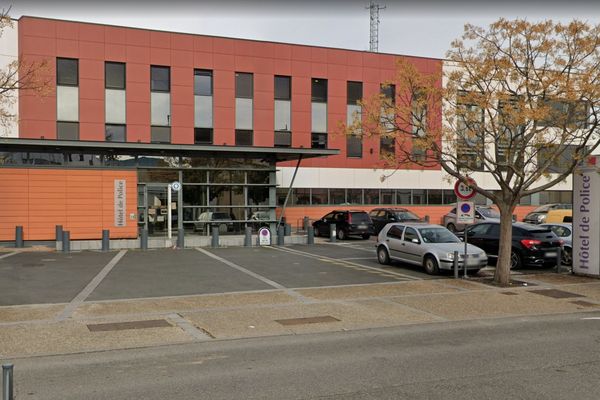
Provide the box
[141,185,178,237]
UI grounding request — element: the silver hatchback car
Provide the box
[376,222,488,275]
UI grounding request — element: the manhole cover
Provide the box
[570,300,600,307]
[275,316,340,326]
[87,319,172,332]
[529,289,585,299]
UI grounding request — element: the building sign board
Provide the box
[573,167,600,276]
[114,179,126,227]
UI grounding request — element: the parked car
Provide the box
[193,211,234,233]
[376,222,488,275]
[460,222,562,269]
[545,209,573,223]
[369,207,422,234]
[312,210,374,240]
[443,205,501,232]
[540,223,572,265]
[523,203,572,224]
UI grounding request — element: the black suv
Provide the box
[369,208,421,234]
[462,222,562,269]
[312,210,374,240]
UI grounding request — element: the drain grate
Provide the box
[570,300,600,308]
[529,289,585,299]
[87,319,172,332]
[275,315,340,326]
[501,291,519,296]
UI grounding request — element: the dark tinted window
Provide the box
[57,121,79,140]
[404,227,419,242]
[347,81,362,105]
[194,70,212,96]
[151,66,170,92]
[151,126,171,143]
[350,212,370,223]
[235,73,253,98]
[194,128,212,144]
[105,62,125,89]
[380,84,395,105]
[487,224,501,236]
[548,225,571,237]
[468,223,492,236]
[275,76,291,100]
[57,58,78,86]
[235,129,253,146]
[312,78,327,102]
[311,133,327,149]
[387,225,404,239]
[105,124,126,142]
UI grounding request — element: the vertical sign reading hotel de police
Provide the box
[114,179,126,227]
[573,161,600,276]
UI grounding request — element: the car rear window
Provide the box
[478,208,500,218]
[350,212,370,223]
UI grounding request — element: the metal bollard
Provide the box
[211,226,219,248]
[453,250,459,279]
[140,228,148,250]
[277,225,285,245]
[102,229,110,251]
[329,223,336,243]
[307,226,314,245]
[303,216,310,231]
[62,231,70,253]
[284,223,291,236]
[2,364,13,400]
[556,247,562,273]
[177,228,185,249]
[55,225,63,242]
[15,226,23,248]
[244,227,252,247]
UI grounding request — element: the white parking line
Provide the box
[0,251,20,260]
[56,250,127,321]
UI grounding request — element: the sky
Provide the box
[3,0,600,59]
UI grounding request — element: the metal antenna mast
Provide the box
[367,1,385,52]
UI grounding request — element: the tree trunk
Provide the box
[494,205,516,286]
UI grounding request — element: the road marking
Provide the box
[268,246,421,281]
[0,251,20,260]
[168,313,213,340]
[195,248,312,303]
[56,250,127,321]
[581,317,600,320]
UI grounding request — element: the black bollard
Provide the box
[140,228,148,250]
[277,225,285,245]
[211,226,219,248]
[15,226,24,248]
[244,227,252,247]
[284,223,292,236]
[307,226,314,245]
[177,228,185,249]
[102,229,110,251]
[55,225,63,242]
[62,231,70,253]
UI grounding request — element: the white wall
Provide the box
[0,20,18,137]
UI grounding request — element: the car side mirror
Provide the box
[475,214,482,219]
[411,238,420,244]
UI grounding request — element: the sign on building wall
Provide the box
[573,167,600,276]
[114,179,126,227]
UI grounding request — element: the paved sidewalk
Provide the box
[1,272,599,359]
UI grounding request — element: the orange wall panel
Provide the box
[0,169,138,241]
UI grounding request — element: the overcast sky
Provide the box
[4,0,600,59]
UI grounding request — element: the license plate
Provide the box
[358,224,367,229]
[545,251,558,258]
[466,257,479,266]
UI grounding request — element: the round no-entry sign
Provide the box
[454,178,476,200]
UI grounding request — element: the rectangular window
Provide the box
[105,89,126,124]
[311,133,327,149]
[235,129,253,146]
[538,99,588,129]
[151,66,170,92]
[57,58,78,86]
[428,190,443,205]
[380,84,395,105]
[380,137,395,156]
[347,81,363,158]
[397,190,411,204]
[194,70,212,96]
[105,124,126,142]
[457,91,485,171]
[347,189,362,204]
[275,76,291,100]
[235,72,253,98]
[151,126,171,143]
[56,86,79,122]
[311,78,327,102]
[194,128,213,144]
[330,189,345,204]
[365,189,379,205]
[412,189,426,205]
[380,84,396,156]
[105,62,125,89]
[274,131,291,147]
[347,135,362,158]
[537,144,577,174]
[312,102,327,133]
[347,81,362,105]
[311,189,328,205]
[381,189,394,204]
[57,121,79,140]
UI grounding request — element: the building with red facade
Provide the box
[0,16,569,243]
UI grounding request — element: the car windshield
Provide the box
[418,228,461,243]
[394,211,420,220]
[478,208,500,218]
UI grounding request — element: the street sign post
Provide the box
[454,179,477,278]
[457,201,475,225]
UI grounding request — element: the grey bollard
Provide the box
[329,223,336,242]
[3,364,13,400]
[277,225,285,245]
[177,228,185,249]
[424,215,430,223]
[211,226,219,248]
[62,231,70,253]
[15,226,23,248]
[244,227,252,247]
[284,223,292,236]
[55,225,63,242]
[140,228,148,250]
[303,216,310,231]
[307,226,314,245]
[453,250,459,279]
[102,229,110,251]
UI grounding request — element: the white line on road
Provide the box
[581,317,600,320]
[56,250,127,321]
[0,251,20,260]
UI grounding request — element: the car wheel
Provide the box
[361,233,371,240]
[562,247,572,266]
[337,229,347,240]
[423,255,440,275]
[510,249,522,269]
[377,246,390,265]
[447,223,456,232]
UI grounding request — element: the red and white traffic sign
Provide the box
[454,178,476,200]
